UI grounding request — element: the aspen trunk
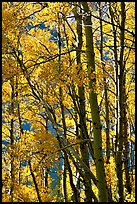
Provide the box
[123,81,131,194]
[57,15,68,202]
[58,15,79,202]
[28,159,42,202]
[99,2,110,165]
[81,2,108,202]
[15,75,23,187]
[109,3,119,154]
[10,79,15,202]
[98,3,113,202]
[74,5,94,202]
[116,2,126,202]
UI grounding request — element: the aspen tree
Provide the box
[73,4,94,202]
[81,2,108,202]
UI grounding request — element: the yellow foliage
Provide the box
[2,2,135,202]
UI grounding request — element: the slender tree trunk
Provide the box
[98,3,113,202]
[28,159,42,202]
[63,21,82,202]
[99,2,110,165]
[81,2,108,202]
[109,3,119,155]
[41,167,48,187]
[73,5,95,201]
[57,14,68,202]
[57,133,80,202]
[116,2,126,202]
[10,79,15,202]
[109,3,125,200]
[57,15,81,202]
[15,74,23,187]
[43,118,49,188]
[76,25,93,204]
[123,77,131,194]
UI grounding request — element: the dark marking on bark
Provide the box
[99,146,102,150]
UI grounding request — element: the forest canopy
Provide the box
[2,2,135,202]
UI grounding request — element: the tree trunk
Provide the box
[123,78,131,194]
[109,3,119,155]
[10,79,15,202]
[116,2,126,202]
[98,3,113,202]
[57,15,68,202]
[81,2,108,202]
[99,2,110,165]
[15,74,23,187]
[57,15,80,202]
[28,159,42,202]
[73,5,94,202]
